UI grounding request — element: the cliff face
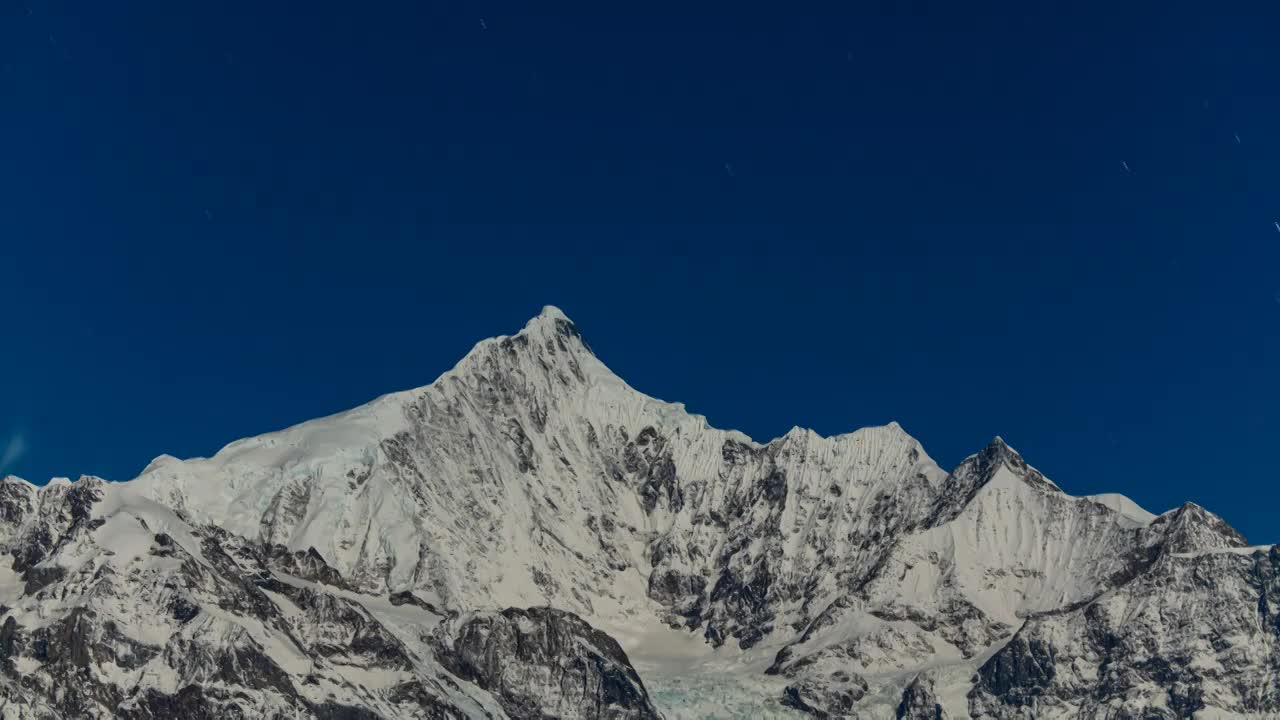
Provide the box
[430,607,659,720]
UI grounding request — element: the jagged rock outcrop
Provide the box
[897,675,948,720]
[780,671,869,718]
[0,307,1271,718]
[430,607,659,720]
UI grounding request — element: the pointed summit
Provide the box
[521,304,574,329]
[516,305,573,333]
[537,305,570,322]
[964,435,1019,472]
[437,304,603,397]
[971,436,1056,489]
[930,435,1060,524]
[1152,501,1249,554]
[516,305,587,349]
[982,435,1016,458]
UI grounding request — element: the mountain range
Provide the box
[0,307,1274,719]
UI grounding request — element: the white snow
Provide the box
[1086,493,1157,525]
[1172,544,1273,559]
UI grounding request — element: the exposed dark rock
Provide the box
[389,590,442,614]
[21,564,66,595]
[618,427,683,514]
[123,686,286,720]
[896,675,947,720]
[975,633,1057,706]
[431,606,660,720]
[781,674,868,718]
[706,563,774,648]
[265,545,352,589]
[170,595,201,622]
[310,704,385,720]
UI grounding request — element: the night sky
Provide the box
[2,2,1277,541]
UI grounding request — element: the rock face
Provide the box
[0,307,1273,718]
[897,675,948,720]
[430,608,659,720]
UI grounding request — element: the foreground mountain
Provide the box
[0,307,1272,718]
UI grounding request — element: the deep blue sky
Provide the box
[2,2,1277,541]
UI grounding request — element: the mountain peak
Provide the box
[521,305,576,333]
[930,435,1061,524]
[537,305,571,322]
[444,305,595,383]
[1,475,33,489]
[962,435,1022,470]
[985,435,1013,455]
[1153,501,1249,552]
[513,305,588,349]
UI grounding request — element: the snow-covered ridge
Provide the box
[1086,492,1158,525]
[136,307,918,476]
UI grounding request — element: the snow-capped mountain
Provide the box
[0,307,1272,719]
